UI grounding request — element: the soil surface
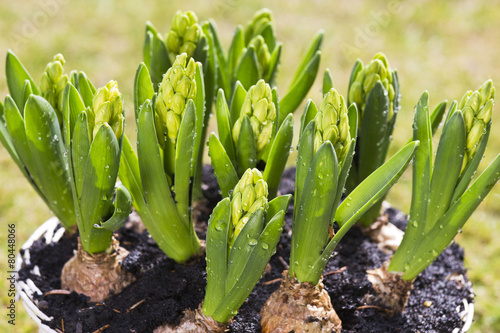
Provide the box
[18,166,473,333]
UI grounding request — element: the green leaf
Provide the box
[207,20,230,96]
[71,112,91,197]
[226,209,265,292]
[134,63,155,120]
[260,23,276,52]
[237,116,257,176]
[266,195,291,224]
[78,124,119,253]
[357,81,390,182]
[312,140,419,283]
[192,62,206,197]
[337,141,419,227]
[119,135,146,212]
[279,51,321,125]
[263,113,294,199]
[235,47,259,91]
[430,100,447,135]
[390,93,433,272]
[24,95,75,229]
[400,152,500,280]
[175,100,196,223]
[4,96,38,185]
[6,50,39,109]
[0,98,34,190]
[290,31,323,87]
[230,82,247,126]
[215,89,236,164]
[150,32,171,90]
[322,68,334,96]
[62,82,86,147]
[291,142,338,284]
[299,99,318,135]
[203,198,231,317]
[21,80,33,114]
[209,133,239,198]
[425,111,466,232]
[99,184,133,231]
[193,36,208,68]
[228,26,245,84]
[136,101,199,262]
[333,105,358,210]
[211,210,284,323]
[77,72,96,108]
[265,43,282,85]
[294,121,315,220]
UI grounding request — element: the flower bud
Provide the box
[459,80,495,162]
[229,168,269,245]
[166,11,204,61]
[155,54,197,148]
[349,53,396,122]
[232,80,276,157]
[40,54,69,127]
[313,88,351,160]
[90,80,124,140]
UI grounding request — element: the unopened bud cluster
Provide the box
[243,9,274,44]
[230,168,269,245]
[314,88,351,160]
[232,80,276,155]
[349,53,396,120]
[243,9,274,79]
[90,80,124,140]
[166,11,203,61]
[459,79,495,161]
[40,54,69,125]
[155,54,197,148]
[248,36,271,79]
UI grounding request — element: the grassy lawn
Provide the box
[1,0,499,331]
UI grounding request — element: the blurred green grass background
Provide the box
[0,0,499,332]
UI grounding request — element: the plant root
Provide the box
[61,237,135,302]
[260,270,342,333]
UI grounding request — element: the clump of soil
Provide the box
[18,166,473,333]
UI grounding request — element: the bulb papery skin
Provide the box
[260,270,342,333]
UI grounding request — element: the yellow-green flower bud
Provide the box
[40,54,69,126]
[313,88,351,160]
[166,11,204,62]
[248,35,272,78]
[459,80,495,162]
[229,168,269,246]
[350,52,396,121]
[90,80,124,141]
[232,80,276,155]
[243,9,274,44]
[155,54,197,148]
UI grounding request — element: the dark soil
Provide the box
[18,166,473,333]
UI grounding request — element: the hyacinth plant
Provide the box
[345,53,401,226]
[367,82,500,313]
[260,88,419,333]
[0,51,76,230]
[60,79,134,302]
[210,8,323,125]
[209,79,294,198]
[119,54,205,263]
[155,169,290,332]
[142,10,216,198]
